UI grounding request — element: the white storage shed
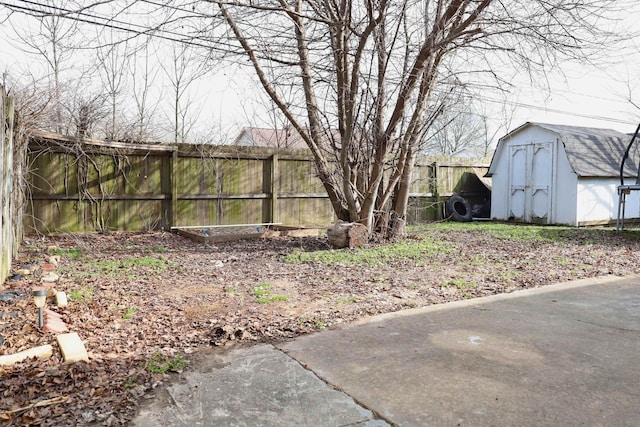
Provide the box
[486,122,639,226]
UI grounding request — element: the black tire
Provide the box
[447,195,473,222]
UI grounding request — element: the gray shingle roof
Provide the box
[520,122,636,178]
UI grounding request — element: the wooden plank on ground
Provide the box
[0,345,53,366]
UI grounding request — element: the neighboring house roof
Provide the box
[489,122,637,178]
[233,127,308,149]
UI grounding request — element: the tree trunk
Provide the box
[388,147,416,239]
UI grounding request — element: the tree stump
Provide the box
[327,222,368,248]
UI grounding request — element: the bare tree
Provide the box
[95,29,133,140]
[476,99,517,158]
[420,87,507,159]
[129,37,161,142]
[423,111,485,158]
[3,72,55,133]
[160,42,211,144]
[1,0,222,142]
[206,0,629,238]
[7,0,80,133]
[67,89,108,139]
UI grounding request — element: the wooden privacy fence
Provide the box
[26,131,489,234]
[1,86,17,283]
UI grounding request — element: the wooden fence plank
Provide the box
[24,133,489,234]
[0,86,6,281]
[170,149,178,228]
[1,86,16,282]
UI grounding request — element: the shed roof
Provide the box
[490,122,637,178]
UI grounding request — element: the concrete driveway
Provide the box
[133,276,640,426]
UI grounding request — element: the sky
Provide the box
[1,1,639,147]
[502,5,640,136]
[508,66,640,134]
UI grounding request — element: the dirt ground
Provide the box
[1,224,640,425]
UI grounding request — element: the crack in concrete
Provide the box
[275,346,395,427]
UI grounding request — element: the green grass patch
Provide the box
[336,296,357,304]
[124,375,139,389]
[469,254,488,266]
[495,269,522,283]
[283,237,451,266]
[554,256,571,267]
[68,285,94,303]
[419,222,574,242]
[443,279,477,290]
[50,247,83,259]
[144,353,189,374]
[91,256,169,275]
[253,282,288,304]
[253,282,272,297]
[122,307,137,319]
[478,224,567,242]
[256,295,289,304]
[124,374,138,389]
[300,316,325,330]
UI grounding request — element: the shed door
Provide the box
[508,142,553,223]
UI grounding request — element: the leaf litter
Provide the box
[1,226,640,425]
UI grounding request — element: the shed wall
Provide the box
[553,140,579,226]
[491,127,573,224]
[577,178,640,224]
[489,139,510,221]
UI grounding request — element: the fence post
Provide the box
[270,154,279,224]
[1,86,15,283]
[170,148,178,228]
[0,87,5,282]
[432,161,441,220]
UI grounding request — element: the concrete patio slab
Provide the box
[279,276,640,426]
[131,276,640,426]
[132,343,388,427]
